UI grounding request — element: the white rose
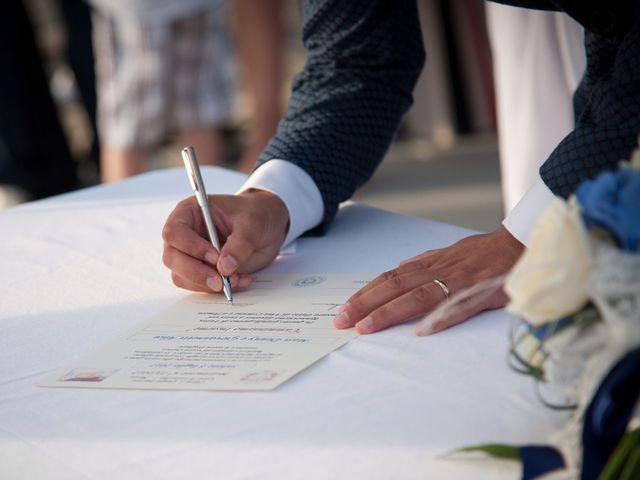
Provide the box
[505,198,593,325]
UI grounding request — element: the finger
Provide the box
[162,210,219,264]
[221,272,254,291]
[210,272,252,292]
[235,273,254,289]
[354,280,455,334]
[171,268,253,294]
[348,259,429,302]
[171,272,211,293]
[417,280,508,336]
[166,250,255,294]
[333,263,436,329]
[163,245,220,291]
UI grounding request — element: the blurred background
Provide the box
[2,0,502,232]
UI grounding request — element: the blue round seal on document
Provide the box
[293,276,326,287]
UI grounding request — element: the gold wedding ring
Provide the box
[433,279,450,299]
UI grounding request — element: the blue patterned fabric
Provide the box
[256,0,640,232]
[257,0,425,231]
[542,8,640,198]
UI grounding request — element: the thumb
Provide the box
[217,210,285,275]
[217,220,260,276]
[216,191,289,276]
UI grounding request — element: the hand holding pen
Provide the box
[162,149,290,297]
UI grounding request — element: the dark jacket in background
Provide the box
[256,0,639,230]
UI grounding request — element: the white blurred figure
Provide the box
[486,4,586,213]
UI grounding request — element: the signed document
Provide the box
[39,274,371,391]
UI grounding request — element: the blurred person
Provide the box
[486,3,586,213]
[162,0,640,336]
[0,0,78,209]
[233,0,285,173]
[90,0,285,183]
[90,0,235,183]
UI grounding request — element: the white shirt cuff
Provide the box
[236,159,324,247]
[502,177,556,247]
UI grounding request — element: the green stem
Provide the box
[598,428,640,480]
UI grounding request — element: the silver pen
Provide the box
[181,146,233,303]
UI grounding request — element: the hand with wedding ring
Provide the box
[333,226,525,335]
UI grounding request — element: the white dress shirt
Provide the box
[238,160,323,248]
[501,177,556,246]
[239,160,555,249]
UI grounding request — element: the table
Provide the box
[0,167,567,479]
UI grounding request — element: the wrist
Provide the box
[239,188,290,240]
[497,226,525,257]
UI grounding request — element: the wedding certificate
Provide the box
[39,274,370,391]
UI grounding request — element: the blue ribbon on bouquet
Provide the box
[519,347,640,480]
[581,346,640,480]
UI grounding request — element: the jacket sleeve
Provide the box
[541,11,640,197]
[255,0,425,231]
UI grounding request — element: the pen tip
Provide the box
[223,282,233,304]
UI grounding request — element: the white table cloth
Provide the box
[0,167,568,479]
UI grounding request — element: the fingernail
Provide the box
[219,255,238,275]
[356,316,374,333]
[333,311,351,328]
[206,276,222,291]
[204,251,216,265]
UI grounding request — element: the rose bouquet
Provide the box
[437,145,640,479]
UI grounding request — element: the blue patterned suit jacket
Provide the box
[256,0,640,232]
